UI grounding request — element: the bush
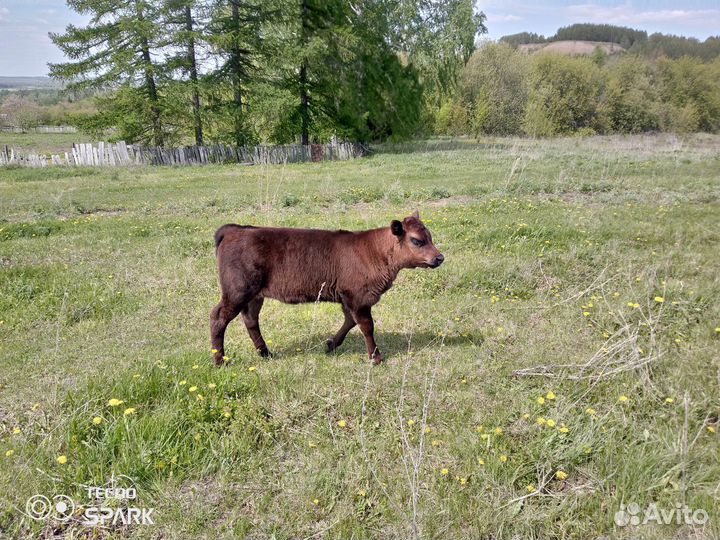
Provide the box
[460,43,529,136]
[522,54,604,136]
[434,100,470,136]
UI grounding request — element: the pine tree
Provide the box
[49,0,168,146]
[205,0,266,146]
[163,0,206,145]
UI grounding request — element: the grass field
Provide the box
[1,134,719,539]
[0,132,94,154]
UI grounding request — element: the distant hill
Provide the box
[501,24,720,61]
[518,41,624,56]
[0,77,62,90]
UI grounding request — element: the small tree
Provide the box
[523,54,604,136]
[460,43,529,136]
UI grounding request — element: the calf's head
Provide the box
[390,211,444,269]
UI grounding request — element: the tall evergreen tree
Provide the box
[205,0,266,145]
[49,0,168,146]
[163,0,206,145]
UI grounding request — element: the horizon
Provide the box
[0,0,718,77]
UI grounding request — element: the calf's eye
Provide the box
[410,238,425,247]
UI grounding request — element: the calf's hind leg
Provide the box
[326,303,356,353]
[242,296,270,357]
[210,298,244,366]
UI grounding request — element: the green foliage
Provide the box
[459,43,528,135]
[656,56,720,133]
[499,32,546,47]
[553,23,647,48]
[602,55,659,133]
[522,54,604,136]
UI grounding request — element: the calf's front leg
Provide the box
[352,306,383,365]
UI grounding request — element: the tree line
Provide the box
[48,0,485,147]
[501,23,720,61]
[435,42,720,137]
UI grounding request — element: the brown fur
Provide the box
[210,212,444,366]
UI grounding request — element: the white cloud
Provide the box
[487,13,523,23]
[566,3,720,28]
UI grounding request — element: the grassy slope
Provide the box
[0,134,719,539]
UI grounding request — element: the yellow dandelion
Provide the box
[56,455,68,465]
[480,433,490,440]
[5,449,15,458]
[123,407,136,416]
[248,366,257,372]
[654,296,664,303]
[223,411,231,418]
[431,439,442,447]
[475,425,484,433]
[708,426,716,433]
[584,447,592,454]
[12,427,21,435]
[586,407,597,416]
[92,416,103,425]
[478,457,485,465]
[424,426,432,434]
[440,468,449,475]
[357,489,366,497]
[179,380,187,386]
[107,398,124,407]
[211,348,218,353]
[208,383,216,390]
[189,386,198,393]
[522,413,530,420]
[192,364,199,369]
[715,327,720,334]
[313,498,319,505]
[499,455,508,463]
[546,419,556,428]
[494,427,503,435]
[536,396,545,405]
[618,395,629,403]
[665,397,674,404]
[536,417,547,425]
[527,484,536,493]
[555,470,568,480]
[459,477,467,485]
[407,419,415,427]
[559,425,569,433]
[337,420,347,428]
[546,391,556,400]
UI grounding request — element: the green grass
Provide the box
[1,134,719,539]
[0,131,94,154]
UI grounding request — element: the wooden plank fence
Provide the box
[0,141,367,168]
[0,125,78,134]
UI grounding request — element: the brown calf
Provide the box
[210,211,444,366]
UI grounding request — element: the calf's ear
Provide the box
[390,220,404,236]
[412,209,420,219]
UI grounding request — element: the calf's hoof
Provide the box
[325,339,336,353]
[371,354,384,366]
[213,354,227,367]
[257,347,272,358]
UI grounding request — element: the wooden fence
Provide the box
[0,141,367,168]
[0,125,78,134]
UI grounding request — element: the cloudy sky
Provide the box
[0,0,718,76]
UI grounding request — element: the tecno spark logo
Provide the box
[25,475,154,526]
[614,502,709,527]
